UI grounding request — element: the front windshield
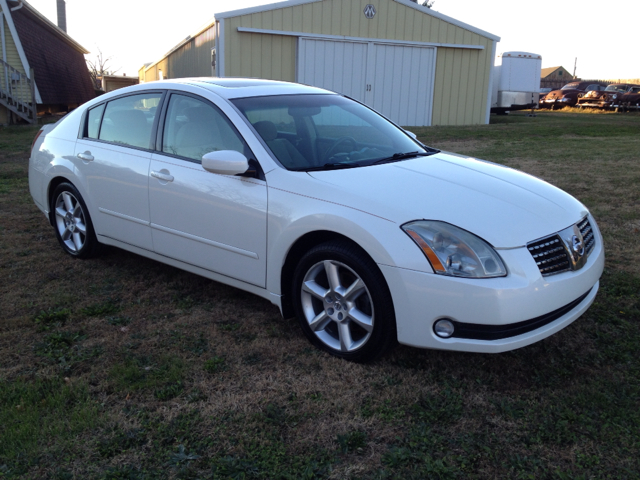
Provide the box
[231,94,430,171]
[561,83,580,90]
[605,85,627,93]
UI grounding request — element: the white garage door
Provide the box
[297,38,436,126]
[297,38,368,103]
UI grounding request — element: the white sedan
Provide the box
[28,78,604,362]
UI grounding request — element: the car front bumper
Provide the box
[379,236,604,353]
[576,100,612,108]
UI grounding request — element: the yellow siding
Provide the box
[143,58,169,83]
[1,14,34,108]
[224,0,494,125]
[1,15,25,74]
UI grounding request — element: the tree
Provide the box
[86,48,120,90]
[410,0,434,7]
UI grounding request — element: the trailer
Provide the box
[491,52,542,114]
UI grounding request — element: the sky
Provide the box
[25,0,637,81]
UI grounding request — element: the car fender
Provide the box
[265,172,433,295]
[40,140,97,221]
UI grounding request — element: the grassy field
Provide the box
[0,111,639,479]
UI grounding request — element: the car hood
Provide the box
[549,89,580,97]
[299,152,587,248]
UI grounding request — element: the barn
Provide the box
[0,0,94,124]
[139,0,500,126]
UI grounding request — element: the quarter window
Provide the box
[162,94,246,161]
[99,93,162,149]
[86,103,105,139]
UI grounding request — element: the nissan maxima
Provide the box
[28,78,604,362]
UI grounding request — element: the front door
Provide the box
[148,92,268,287]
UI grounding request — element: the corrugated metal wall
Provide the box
[224,0,494,125]
[140,0,495,125]
[168,26,216,78]
[142,25,216,82]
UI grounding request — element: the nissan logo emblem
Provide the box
[572,235,585,257]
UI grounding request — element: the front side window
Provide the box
[232,94,426,171]
[604,85,626,93]
[162,94,247,162]
[99,93,162,149]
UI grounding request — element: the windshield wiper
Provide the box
[370,151,434,165]
[296,162,362,172]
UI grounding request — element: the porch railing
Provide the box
[0,58,37,124]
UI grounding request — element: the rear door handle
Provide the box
[77,151,94,162]
[150,170,174,182]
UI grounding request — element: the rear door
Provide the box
[75,92,163,250]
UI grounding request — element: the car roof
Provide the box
[153,77,334,99]
[78,78,338,113]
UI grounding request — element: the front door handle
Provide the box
[150,170,174,182]
[77,151,94,162]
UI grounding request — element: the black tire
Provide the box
[292,240,397,362]
[50,182,101,259]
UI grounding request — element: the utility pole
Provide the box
[573,58,577,79]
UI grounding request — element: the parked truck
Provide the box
[491,52,542,114]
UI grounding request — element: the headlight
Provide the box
[402,221,507,278]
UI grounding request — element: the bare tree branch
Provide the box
[86,48,121,90]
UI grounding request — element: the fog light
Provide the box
[434,319,455,338]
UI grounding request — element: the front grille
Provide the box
[578,217,595,256]
[527,216,596,277]
[528,235,571,275]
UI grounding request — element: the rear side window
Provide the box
[98,93,162,149]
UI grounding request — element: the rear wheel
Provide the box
[51,182,101,258]
[292,240,396,362]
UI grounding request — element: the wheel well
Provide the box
[46,177,72,226]
[280,230,376,318]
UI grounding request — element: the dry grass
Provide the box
[1,115,639,479]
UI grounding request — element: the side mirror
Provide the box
[404,129,418,140]
[202,150,249,175]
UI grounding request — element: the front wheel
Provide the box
[292,241,396,362]
[51,182,101,258]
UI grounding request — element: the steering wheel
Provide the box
[323,136,357,163]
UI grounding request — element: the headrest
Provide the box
[183,106,216,123]
[108,109,147,126]
[253,121,277,142]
